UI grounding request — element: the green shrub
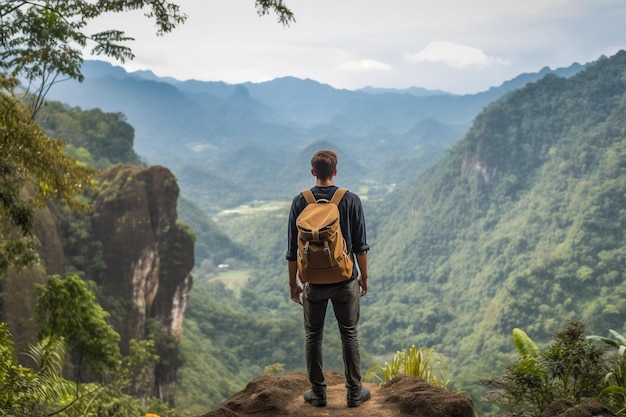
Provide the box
[481,321,606,416]
[365,345,449,387]
[588,329,626,415]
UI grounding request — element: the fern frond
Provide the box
[512,328,540,357]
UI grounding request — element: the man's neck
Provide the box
[315,178,335,187]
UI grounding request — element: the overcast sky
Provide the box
[87,0,626,94]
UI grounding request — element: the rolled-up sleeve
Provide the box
[349,194,369,255]
[286,195,303,261]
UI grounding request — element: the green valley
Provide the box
[4,37,626,416]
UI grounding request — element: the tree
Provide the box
[0,82,95,275]
[0,0,294,275]
[35,274,122,379]
[0,0,294,115]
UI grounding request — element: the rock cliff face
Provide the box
[0,164,194,405]
[91,164,194,403]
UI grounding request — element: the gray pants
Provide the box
[303,278,362,395]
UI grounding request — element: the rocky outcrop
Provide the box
[91,164,194,403]
[200,371,475,417]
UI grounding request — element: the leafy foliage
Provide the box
[1,1,294,114]
[0,323,75,417]
[35,274,121,378]
[512,328,540,358]
[38,101,141,168]
[588,329,626,415]
[0,0,188,113]
[481,321,606,416]
[255,0,296,25]
[1,321,188,417]
[0,84,95,275]
[0,0,188,271]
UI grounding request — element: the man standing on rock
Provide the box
[286,149,371,408]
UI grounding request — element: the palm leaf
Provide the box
[609,330,626,346]
[587,335,621,348]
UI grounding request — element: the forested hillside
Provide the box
[362,50,626,388]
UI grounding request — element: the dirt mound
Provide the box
[198,371,474,417]
[539,398,616,417]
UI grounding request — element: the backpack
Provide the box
[296,188,354,284]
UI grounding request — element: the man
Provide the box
[286,149,370,408]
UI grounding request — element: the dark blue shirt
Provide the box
[286,186,369,279]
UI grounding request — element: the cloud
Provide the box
[406,41,510,69]
[339,59,392,72]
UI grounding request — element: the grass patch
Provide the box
[207,269,251,298]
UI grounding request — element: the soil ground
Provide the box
[199,371,474,417]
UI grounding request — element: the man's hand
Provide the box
[288,261,303,305]
[290,283,303,305]
[358,274,368,297]
[355,253,368,297]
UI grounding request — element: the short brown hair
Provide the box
[311,150,338,180]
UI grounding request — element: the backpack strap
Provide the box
[330,188,348,205]
[301,187,348,205]
[301,189,316,205]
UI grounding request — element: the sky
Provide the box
[87,0,626,95]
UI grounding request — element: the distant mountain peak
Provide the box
[229,85,251,100]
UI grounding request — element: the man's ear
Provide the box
[311,168,317,177]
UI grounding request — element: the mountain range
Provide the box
[45,59,590,211]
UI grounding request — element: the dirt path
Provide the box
[282,378,403,417]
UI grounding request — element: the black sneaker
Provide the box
[304,390,327,407]
[347,387,371,407]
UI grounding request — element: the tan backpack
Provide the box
[296,188,354,284]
